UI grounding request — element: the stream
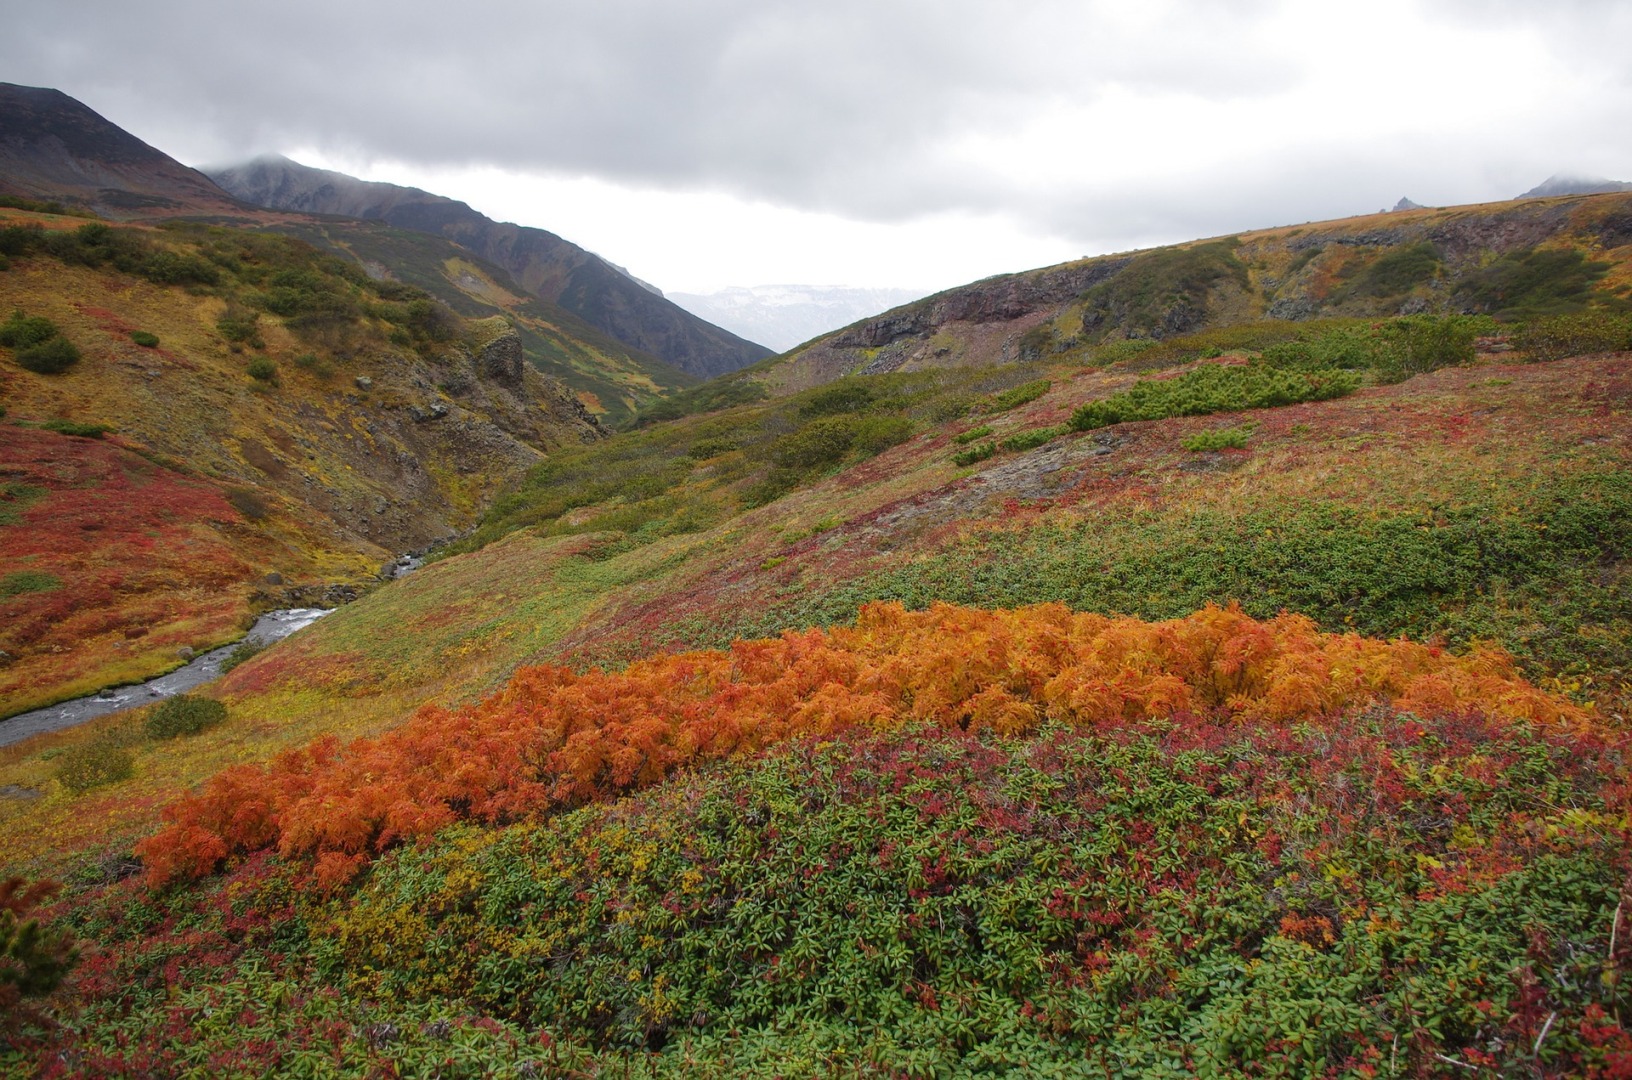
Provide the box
[0,608,332,749]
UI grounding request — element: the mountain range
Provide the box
[667,284,929,353]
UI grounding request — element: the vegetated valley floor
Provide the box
[4,342,1632,1077]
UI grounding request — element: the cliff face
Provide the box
[0,82,242,216]
[763,191,1632,394]
[209,156,776,378]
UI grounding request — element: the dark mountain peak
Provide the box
[0,82,239,215]
[211,156,773,377]
[1519,174,1632,199]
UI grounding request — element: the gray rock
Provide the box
[354,375,373,390]
[476,327,526,388]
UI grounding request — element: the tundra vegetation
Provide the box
[3,196,1632,1076]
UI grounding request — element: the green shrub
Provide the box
[849,415,915,456]
[217,309,262,347]
[1454,247,1611,318]
[0,570,60,599]
[1069,362,1360,432]
[1087,339,1158,366]
[687,437,739,460]
[987,379,1051,413]
[15,336,80,374]
[218,639,265,674]
[1181,424,1254,451]
[952,441,997,466]
[1513,311,1632,362]
[770,416,858,470]
[1000,425,1065,453]
[40,419,111,438]
[246,356,277,382]
[0,310,59,349]
[143,695,228,740]
[1339,242,1440,299]
[797,381,876,418]
[953,424,994,445]
[130,330,159,348]
[55,733,135,793]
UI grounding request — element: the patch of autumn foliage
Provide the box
[136,601,1583,892]
[0,427,255,715]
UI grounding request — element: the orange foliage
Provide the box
[135,602,1584,890]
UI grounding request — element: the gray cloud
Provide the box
[4,0,1630,261]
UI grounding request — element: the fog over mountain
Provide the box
[667,285,930,354]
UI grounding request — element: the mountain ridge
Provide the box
[208,155,775,378]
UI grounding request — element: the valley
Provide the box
[4,81,1632,1078]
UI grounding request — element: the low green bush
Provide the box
[0,310,59,349]
[952,441,997,466]
[1513,311,1632,362]
[40,419,111,439]
[144,695,228,740]
[246,356,277,382]
[953,424,993,445]
[0,570,60,599]
[1181,424,1254,451]
[130,330,159,348]
[55,732,135,793]
[16,336,81,374]
[1000,425,1064,453]
[218,639,265,674]
[1069,361,1360,432]
[987,379,1050,412]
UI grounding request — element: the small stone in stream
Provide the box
[97,688,115,700]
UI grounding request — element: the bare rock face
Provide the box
[477,326,526,388]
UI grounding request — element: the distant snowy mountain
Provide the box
[668,285,930,354]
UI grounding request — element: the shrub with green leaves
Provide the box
[0,310,57,350]
[15,336,81,375]
[218,639,265,674]
[952,440,997,466]
[54,733,135,793]
[1068,361,1360,432]
[143,695,228,740]
[999,425,1065,453]
[0,570,60,599]
[987,378,1050,412]
[129,330,159,348]
[40,419,111,439]
[246,357,277,382]
[1181,424,1254,451]
[1513,311,1632,362]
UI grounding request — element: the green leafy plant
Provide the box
[1000,425,1065,453]
[0,878,79,1013]
[952,441,997,466]
[0,570,60,599]
[15,336,81,375]
[245,356,277,382]
[144,695,228,740]
[1068,361,1360,432]
[987,378,1051,412]
[218,639,265,674]
[130,330,159,348]
[953,424,993,445]
[1181,423,1255,451]
[1513,311,1632,362]
[40,419,112,439]
[55,732,135,793]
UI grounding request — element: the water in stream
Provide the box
[0,608,332,749]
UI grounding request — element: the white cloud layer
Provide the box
[5,0,1630,292]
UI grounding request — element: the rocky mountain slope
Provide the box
[209,156,775,378]
[0,82,243,217]
[748,190,1632,395]
[1519,173,1632,198]
[0,209,602,716]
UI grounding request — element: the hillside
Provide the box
[0,209,602,717]
[209,156,776,378]
[4,192,1632,1075]
[0,83,241,217]
[742,190,1632,396]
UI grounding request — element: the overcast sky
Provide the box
[6,0,1631,293]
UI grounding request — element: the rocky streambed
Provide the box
[0,608,331,749]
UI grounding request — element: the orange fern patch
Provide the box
[135,602,1584,890]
